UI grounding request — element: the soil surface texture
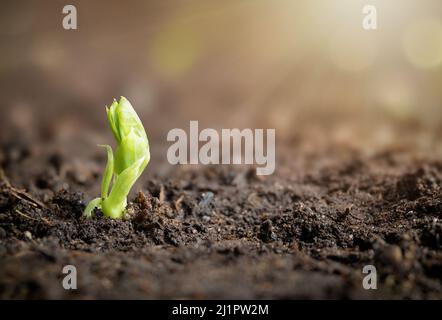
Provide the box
[0,129,441,299]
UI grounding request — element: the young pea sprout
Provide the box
[83,97,150,219]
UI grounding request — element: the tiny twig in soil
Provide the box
[10,189,47,209]
[159,185,165,204]
[14,209,52,226]
[15,209,37,220]
[0,168,47,209]
[174,194,184,211]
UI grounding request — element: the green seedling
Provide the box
[83,97,150,219]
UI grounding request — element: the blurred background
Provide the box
[0,0,441,189]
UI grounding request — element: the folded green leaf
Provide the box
[83,97,150,219]
[98,144,114,199]
[101,156,146,219]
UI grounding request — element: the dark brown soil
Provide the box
[2,0,442,301]
[1,133,441,299]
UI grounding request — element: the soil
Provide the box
[0,122,441,299]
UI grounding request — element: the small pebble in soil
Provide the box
[24,230,33,241]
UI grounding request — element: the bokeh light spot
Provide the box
[150,21,203,78]
[402,18,442,69]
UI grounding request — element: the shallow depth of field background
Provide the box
[1,0,442,176]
